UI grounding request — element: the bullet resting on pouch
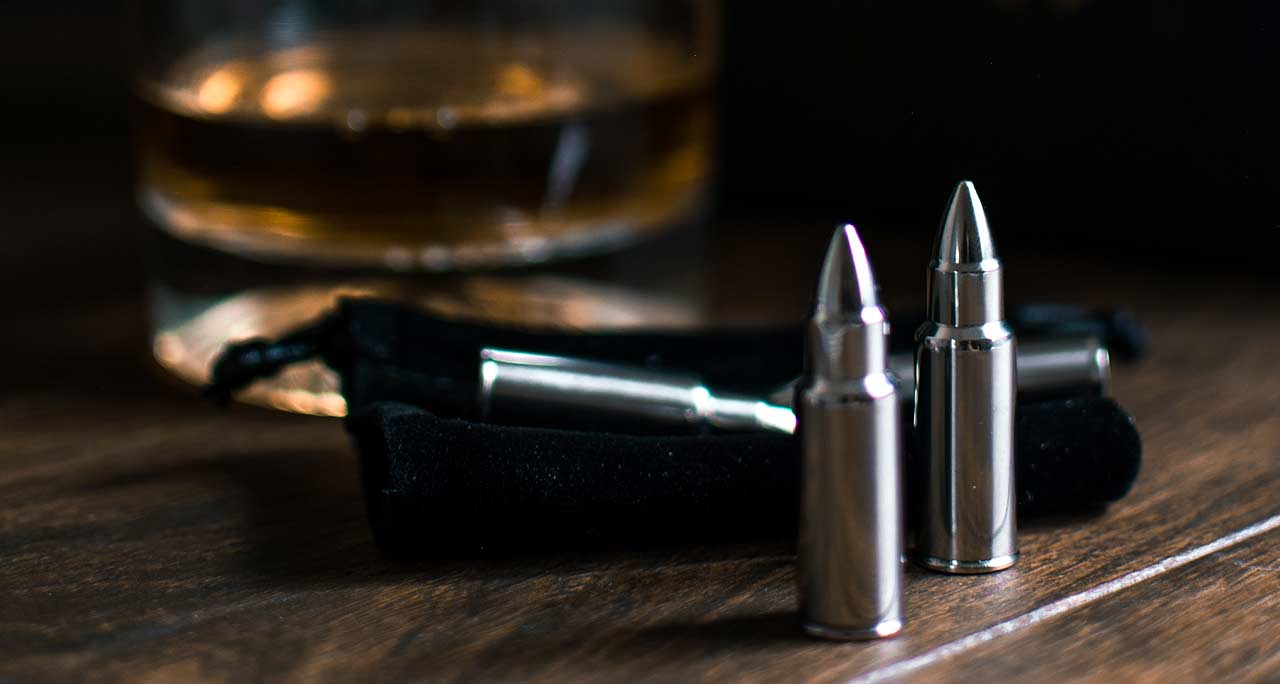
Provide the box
[477,336,1108,436]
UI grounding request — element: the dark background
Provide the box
[3,1,1278,317]
[716,1,1280,259]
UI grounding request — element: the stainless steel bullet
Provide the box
[479,348,798,434]
[477,337,1108,436]
[912,181,1018,574]
[797,224,904,640]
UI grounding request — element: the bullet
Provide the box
[912,181,1018,574]
[796,224,904,640]
[477,337,1108,436]
[478,348,797,434]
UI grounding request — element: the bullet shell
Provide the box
[477,337,1107,436]
[912,181,1018,574]
[797,224,904,640]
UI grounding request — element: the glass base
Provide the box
[141,185,706,272]
[146,228,708,416]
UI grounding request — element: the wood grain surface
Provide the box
[3,220,1280,683]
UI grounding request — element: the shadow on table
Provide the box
[626,611,810,648]
[1020,507,1110,532]
[98,435,1122,595]
[92,444,796,589]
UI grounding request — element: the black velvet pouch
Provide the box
[209,299,1144,555]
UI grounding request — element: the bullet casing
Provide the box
[797,372,904,639]
[912,322,1017,571]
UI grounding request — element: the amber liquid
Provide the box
[136,26,712,269]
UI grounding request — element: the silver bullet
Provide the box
[797,224,904,640]
[479,348,798,434]
[477,337,1108,436]
[912,181,1018,574]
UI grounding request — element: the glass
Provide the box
[145,228,710,416]
[131,1,717,269]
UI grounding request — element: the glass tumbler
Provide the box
[131,1,717,269]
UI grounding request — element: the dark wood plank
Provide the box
[898,528,1280,684]
[2,247,1279,683]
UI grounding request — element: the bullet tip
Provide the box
[934,181,998,267]
[816,223,880,320]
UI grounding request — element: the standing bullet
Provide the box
[797,224,904,640]
[912,181,1018,574]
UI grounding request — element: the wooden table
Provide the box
[4,213,1280,683]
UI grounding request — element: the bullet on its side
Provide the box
[797,224,904,639]
[912,181,1018,574]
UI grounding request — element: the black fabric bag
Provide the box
[209,299,1144,555]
